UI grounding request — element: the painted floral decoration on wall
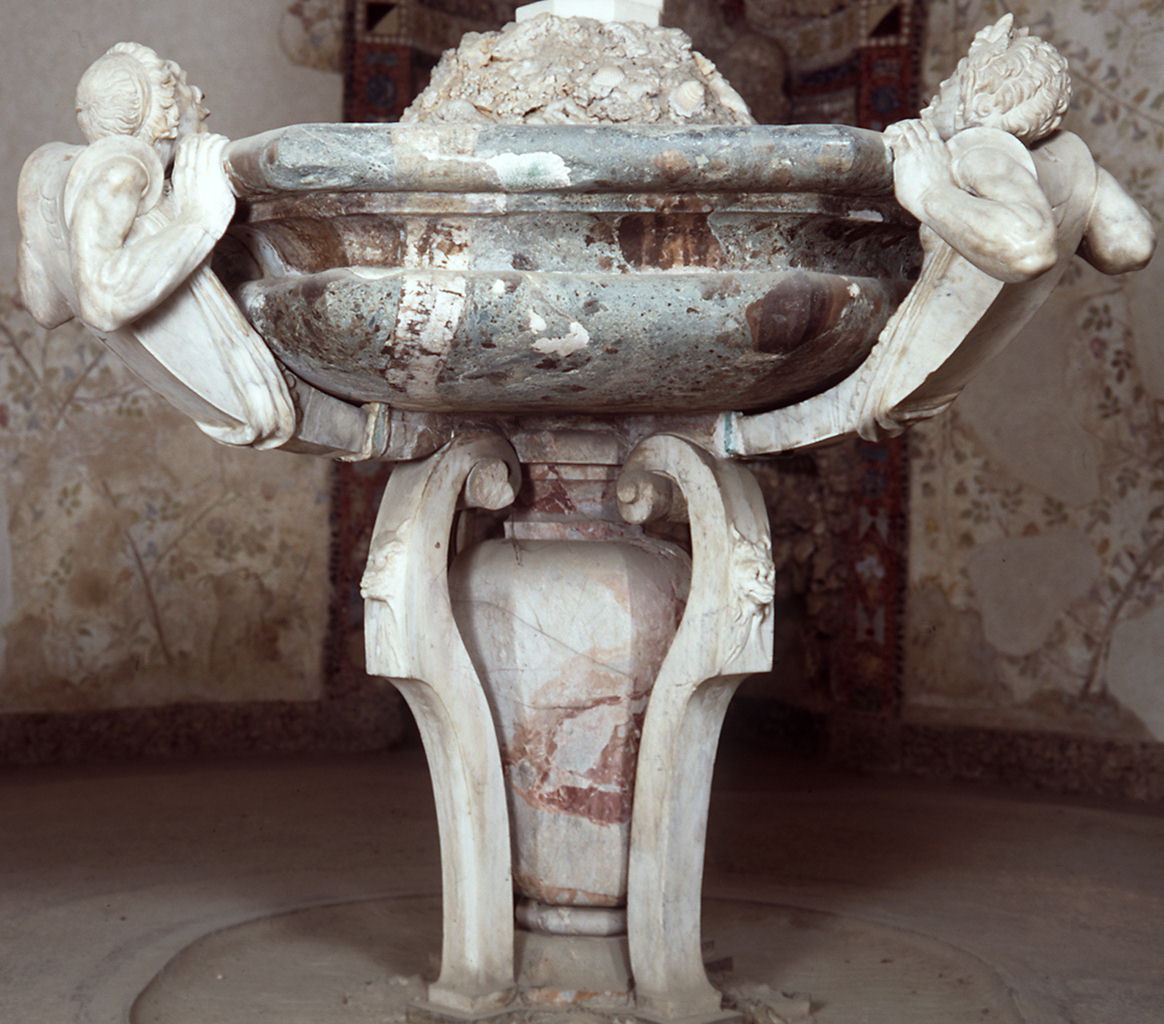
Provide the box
[909,0,1164,741]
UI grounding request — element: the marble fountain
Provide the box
[16,6,1154,1023]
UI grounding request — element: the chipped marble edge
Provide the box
[224,123,894,198]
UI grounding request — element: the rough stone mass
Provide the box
[402,14,754,125]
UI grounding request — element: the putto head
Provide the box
[75,42,198,146]
[923,15,1071,144]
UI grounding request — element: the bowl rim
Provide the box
[225,122,894,200]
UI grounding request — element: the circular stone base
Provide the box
[130,895,1022,1024]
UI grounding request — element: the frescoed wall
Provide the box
[907,0,1164,746]
[0,2,342,725]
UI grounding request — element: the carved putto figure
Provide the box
[864,14,1156,433]
[17,42,296,448]
[889,14,1152,281]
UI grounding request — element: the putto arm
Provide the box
[886,121,1056,283]
[65,135,233,332]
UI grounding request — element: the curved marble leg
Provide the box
[361,432,522,1015]
[618,435,774,1022]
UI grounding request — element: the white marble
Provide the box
[730,15,1155,456]
[17,44,295,450]
[361,433,522,1015]
[516,1,663,26]
[363,429,772,1023]
[17,43,375,459]
[617,435,773,1023]
[354,23,1152,1017]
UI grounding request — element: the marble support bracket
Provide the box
[362,431,522,1015]
[618,435,775,1022]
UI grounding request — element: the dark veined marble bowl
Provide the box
[219,124,920,416]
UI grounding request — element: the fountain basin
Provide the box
[221,124,920,416]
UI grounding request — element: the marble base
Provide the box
[129,894,1024,1024]
[514,929,633,1007]
[409,1007,741,1024]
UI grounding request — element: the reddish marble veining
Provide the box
[450,531,689,911]
[505,698,649,827]
[506,462,639,541]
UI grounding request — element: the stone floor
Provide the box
[1,744,1160,1024]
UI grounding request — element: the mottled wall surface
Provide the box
[908,0,1164,742]
[0,1,342,714]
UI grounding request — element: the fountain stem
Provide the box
[363,431,773,1022]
